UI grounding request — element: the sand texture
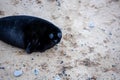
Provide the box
[0,0,120,80]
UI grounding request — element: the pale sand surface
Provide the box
[0,0,120,80]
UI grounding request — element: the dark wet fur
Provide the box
[0,15,62,53]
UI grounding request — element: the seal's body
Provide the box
[0,16,62,53]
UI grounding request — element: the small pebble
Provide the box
[54,75,61,80]
[89,21,95,28]
[14,70,23,77]
[112,65,116,67]
[33,69,39,75]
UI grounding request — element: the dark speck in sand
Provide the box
[31,58,34,60]
[0,67,5,69]
[60,61,63,64]
[109,32,112,35]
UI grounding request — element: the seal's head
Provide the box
[26,20,62,53]
[38,23,62,52]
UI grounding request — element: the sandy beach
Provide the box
[0,0,120,80]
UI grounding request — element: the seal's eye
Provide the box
[57,32,62,38]
[49,33,54,39]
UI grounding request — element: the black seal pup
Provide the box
[0,15,62,53]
